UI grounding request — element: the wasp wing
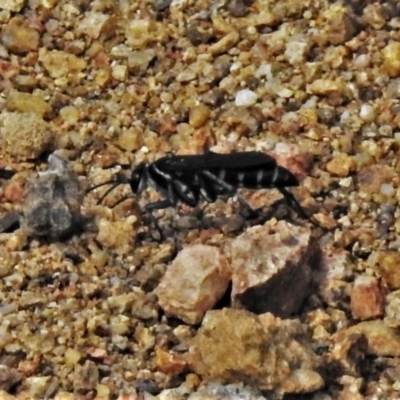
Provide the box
[157,151,278,171]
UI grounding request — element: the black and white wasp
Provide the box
[90,151,317,234]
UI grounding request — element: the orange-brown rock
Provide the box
[350,275,385,320]
[155,348,187,375]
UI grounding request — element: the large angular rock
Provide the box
[187,308,323,393]
[156,245,231,324]
[230,221,320,317]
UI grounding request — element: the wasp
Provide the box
[90,151,315,226]
[89,151,318,234]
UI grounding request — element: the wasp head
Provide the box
[130,162,148,194]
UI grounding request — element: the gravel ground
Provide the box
[1,0,400,399]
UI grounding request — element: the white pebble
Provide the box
[380,183,395,197]
[280,112,299,125]
[339,177,353,188]
[359,104,375,122]
[255,63,272,79]
[275,86,293,98]
[379,125,393,137]
[235,89,258,107]
[340,110,351,124]
[226,131,240,144]
[285,38,310,65]
[301,97,317,108]
[354,54,370,69]
[230,61,242,72]
[247,26,257,35]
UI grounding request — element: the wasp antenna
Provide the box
[109,194,133,209]
[87,174,129,205]
[96,181,123,205]
[86,180,120,194]
[87,167,132,202]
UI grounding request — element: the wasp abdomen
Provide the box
[211,166,298,190]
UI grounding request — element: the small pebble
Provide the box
[189,104,211,128]
[1,19,39,53]
[380,183,395,197]
[0,111,51,161]
[0,0,26,11]
[235,89,258,107]
[209,31,240,55]
[382,42,400,77]
[326,153,355,177]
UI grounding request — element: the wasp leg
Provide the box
[201,170,236,192]
[277,187,322,228]
[200,171,261,219]
[235,194,261,218]
[144,183,179,241]
[142,200,172,241]
[96,182,122,204]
